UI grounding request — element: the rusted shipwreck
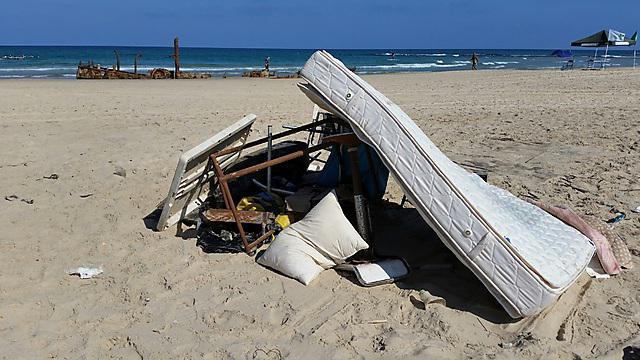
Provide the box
[76,38,211,80]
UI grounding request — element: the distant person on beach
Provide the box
[264,56,270,71]
[471,52,479,70]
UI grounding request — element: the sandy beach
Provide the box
[1,69,639,359]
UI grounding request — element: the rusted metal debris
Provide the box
[76,63,212,80]
[201,209,275,225]
[242,69,301,79]
[242,70,274,78]
[76,63,147,79]
[76,37,211,80]
[207,118,352,255]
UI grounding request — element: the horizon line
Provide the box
[0,44,614,51]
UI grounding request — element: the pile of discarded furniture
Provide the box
[154,51,631,319]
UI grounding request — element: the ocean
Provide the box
[0,46,637,78]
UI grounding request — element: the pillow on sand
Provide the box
[257,227,335,285]
[288,191,369,263]
[257,191,369,285]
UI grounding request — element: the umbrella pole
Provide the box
[603,44,609,69]
[593,48,598,69]
[634,49,637,69]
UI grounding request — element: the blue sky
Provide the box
[1,0,638,48]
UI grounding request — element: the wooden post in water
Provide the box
[173,37,180,79]
[134,54,142,75]
[114,50,121,71]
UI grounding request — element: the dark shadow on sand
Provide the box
[360,201,516,324]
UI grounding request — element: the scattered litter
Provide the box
[366,319,388,325]
[5,195,34,204]
[336,259,410,287]
[68,266,103,279]
[586,267,610,279]
[499,332,536,349]
[113,166,127,178]
[418,290,446,306]
[79,193,94,198]
[607,212,626,224]
[632,206,640,214]
[43,173,59,180]
[586,257,610,279]
[252,348,283,360]
[353,259,410,287]
[197,228,247,254]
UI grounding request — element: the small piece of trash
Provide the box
[607,212,626,224]
[79,193,94,198]
[419,290,446,306]
[499,332,536,349]
[113,166,127,178]
[632,206,640,214]
[69,266,103,279]
[43,174,59,180]
[5,195,33,204]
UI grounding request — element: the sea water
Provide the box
[0,46,637,78]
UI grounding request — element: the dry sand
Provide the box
[0,69,639,359]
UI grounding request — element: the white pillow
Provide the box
[288,191,369,263]
[257,191,369,285]
[257,227,335,285]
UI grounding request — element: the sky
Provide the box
[1,0,638,49]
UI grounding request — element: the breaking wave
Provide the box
[359,62,467,71]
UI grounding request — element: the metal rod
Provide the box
[217,142,332,182]
[213,118,336,158]
[348,146,372,247]
[211,157,251,253]
[634,50,637,69]
[248,230,275,250]
[267,125,273,193]
[364,146,380,201]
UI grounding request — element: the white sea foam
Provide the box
[483,61,519,65]
[359,62,466,70]
[379,53,448,57]
[0,67,76,72]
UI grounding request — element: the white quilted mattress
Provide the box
[299,51,595,318]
